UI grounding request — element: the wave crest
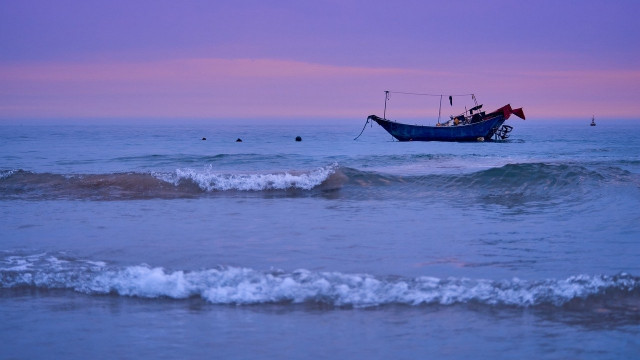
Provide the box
[159,163,339,191]
[2,254,638,308]
[0,164,342,199]
[2,162,637,201]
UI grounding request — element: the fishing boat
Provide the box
[590,116,596,126]
[362,91,525,142]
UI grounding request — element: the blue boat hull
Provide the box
[368,113,506,142]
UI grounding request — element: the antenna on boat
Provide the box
[383,90,390,120]
[438,95,443,124]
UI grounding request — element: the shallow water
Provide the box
[1,119,639,359]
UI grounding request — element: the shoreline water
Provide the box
[2,120,639,359]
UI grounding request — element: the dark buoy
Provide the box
[202,137,206,140]
[295,136,302,142]
[236,138,242,142]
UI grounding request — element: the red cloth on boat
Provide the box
[512,108,525,120]
[499,104,513,120]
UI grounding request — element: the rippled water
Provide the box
[1,119,639,359]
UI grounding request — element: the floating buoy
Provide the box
[295,136,302,142]
[236,138,242,142]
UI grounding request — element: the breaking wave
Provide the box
[1,162,637,201]
[156,164,339,191]
[1,254,638,308]
[352,162,637,188]
[0,164,344,200]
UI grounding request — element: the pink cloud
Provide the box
[0,58,421,82]
[0,58,638,120]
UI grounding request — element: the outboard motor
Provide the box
[495,125,513,140]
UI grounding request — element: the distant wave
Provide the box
[110,153,293,166]
[1,253,638,309]
[0,164,344,200]
[1,162,637,201]
[155,163,340,191]
[341,162,639,205]
[361,162,634,188]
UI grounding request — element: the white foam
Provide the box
[83,260,107,268]
[92,269,640,307]
[1,257,32,271]
[155,164,338,191]
[0,169,17,180]
[1,255,638,307]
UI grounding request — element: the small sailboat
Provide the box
[590,116,596,126]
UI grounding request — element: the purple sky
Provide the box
[1,0,639,121]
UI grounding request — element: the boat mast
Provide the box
[383,91,476,124]
[383,90,390,120]
[438,95,443,124]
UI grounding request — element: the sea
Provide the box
[1,118,639,359]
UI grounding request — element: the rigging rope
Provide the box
[388,91,475,97]
[353,116,370,140]
[355,91,479,140]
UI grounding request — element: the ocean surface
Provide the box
[1,118,639,359]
